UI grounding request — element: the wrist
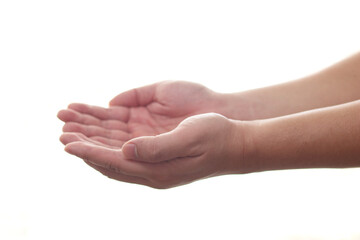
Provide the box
[225,119,260,174]
[216,92,256,121]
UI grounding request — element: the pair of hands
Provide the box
[58,81,246,188]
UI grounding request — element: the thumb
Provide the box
[122,130,195,163]
[109,83,158,107]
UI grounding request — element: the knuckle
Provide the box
[81,116,92,125]
[89,136,106,145]
[149,136,162,161]
[81,149,91,160]
[104,161,118,172]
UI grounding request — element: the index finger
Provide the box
[65,141,157,179]
[68,103,130,122]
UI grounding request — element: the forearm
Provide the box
[220,52,360,120]
[238,100,360,174]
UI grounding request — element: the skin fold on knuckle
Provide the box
[149,136,162,162]
[72,122,84,131]
[102,160,120,172]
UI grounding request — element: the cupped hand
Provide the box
[58,81,225,148]
[61,113,245,189]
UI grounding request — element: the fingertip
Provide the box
[122,142,138,160]
[67,103,84,111]
[57,109,66,121]
[67,103,78,109]
[62,123,69,132]
[64,141,83,154]
[108,98,116,106]
[59,134,67,145]
[57,110,62,119]
[57,109,75,122]
[64,142,74,154]
[60,132,80,145]
[109,89,137,107]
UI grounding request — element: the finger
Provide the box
[60,132,91,145]
[122,128,199,163]
[99,119,128,131]
[58,109,128,131]
[60,132,118,149]
[63,122,131,141]
[84,160,153,187]
[58,109,101,125]
[68,103,130,122]
[90,136,125,148]
[109,82,159,107]
[65,141,156,178]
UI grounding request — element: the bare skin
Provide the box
[224,52,360,120]
[58,81,228,148]
[58,52,360,189]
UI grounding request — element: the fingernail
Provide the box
[123,143,138,160]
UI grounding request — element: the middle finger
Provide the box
[63,122,131,141]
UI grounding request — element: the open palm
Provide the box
[58,81,223,148]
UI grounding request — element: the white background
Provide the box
[1,0,360,239]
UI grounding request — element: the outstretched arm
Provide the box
[240,100,360,173]
[221,52,360,120]
[62,99,360,188]
[58,52,360,149]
